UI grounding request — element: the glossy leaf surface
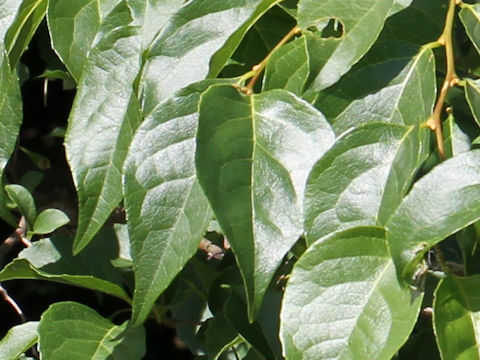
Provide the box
[280,227,422,360]
[124,81,227,324]
[64,2,142,253]
[38,302,145,360]
[47,0,120,81]
[387,150,480,286]
[196,84,334,320]
[5,184,36,226]
[434,275,480,360]
[465,78,480,128]
[298,0,394,95]
[140,0,281,112]
[304,122,423,245]
[0,322,38,360]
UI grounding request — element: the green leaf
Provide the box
[0,2,24,225]
[47,0,121,81]
[124,81,231,325]
[280,227,423,360]
[38,302,145,360]
[387,150,480,287]
[315,42,436,136]
[379,0,447,45]
[205,313,243,360]
[196,84,334,320]
[443,113,471,158]
[298,0,394,96]
[0,322,38,360]
[31,208,70,235]
[460,3,480,57]
[304,122,425,245]
[140,0,281,112]
[64,2,142,254]
[5,184,37,226]
[0,231,130,302]
[465,78,480,128]
[390,0,413,16]
[433,275,480,360]
[263,37,309,95]
[4,0,47,69]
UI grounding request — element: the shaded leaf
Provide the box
[140,0,281,113]
[387,150,480,287]
[205,313,242,360]
[0,322,38,360]
[298,0,394,96]
[47,0,121,81]
[263,37,309,95]
[64,2,142,254]
[31,208,70,235]
[196,84,334,320]
[5,184,36,226]
[304,122,424,245]
[460,3,480,57]
[4,0,47,69]
[433,275,480,360]
[465,78,480,128]
[38,302,145,360]
[0,231,130,302]
[124,81,231,325]
[443,113,471,158]
[280,227,422,360]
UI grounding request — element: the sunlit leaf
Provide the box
[0,322,38,360]
[280,227,422,360]
[196,84,334,320]
[38,302,145,360]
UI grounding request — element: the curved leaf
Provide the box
[263,37,309,95]
[64,2,142,254]
[0,322,38,360]
[460,3,480,57]
[32,208,70,235]
[47,0,121,81]
[124,81,230,325]
[140,0,281,113]
[5,184,36,226]
[434,275,480,360]
[38,302,145,360]
[387,150,480,287]
[298,0,394,96]
[315,42,436,136]
[4,0,47,69]
[196,84,334,320]
[280,227,422,360]
[465,78,480,128]
[0,232,130,302]
[304,122,425,245]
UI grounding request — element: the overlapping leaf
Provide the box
[64,2,142,254]
[38,302,145,360]
[0,232,130,302]
[4,0,47,69]
[434,275,480,360]
[196,84,334,320]
[298,0,394,97]
[0,322,38,360]
[304,122,427,245]
[460,3,480,57]
[315,41,436,136]
[0,1,24,225]
[280,227,422,360]
[465,78,480,128]
[263,37,309,95]
[139,0,282,113]
[47,0,121,81]
[387,150,480,287]
[124,81,230,325]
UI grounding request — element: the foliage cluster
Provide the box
[1,0,480,359]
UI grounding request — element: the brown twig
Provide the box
[244,25,301,94]
[426,0,459,160]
